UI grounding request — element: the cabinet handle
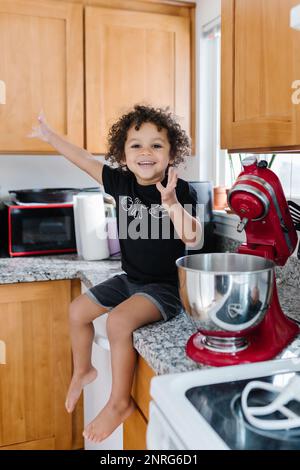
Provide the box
[0,340,6,364]
[0,80,6,104]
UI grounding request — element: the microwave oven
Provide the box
[0,201,77,257]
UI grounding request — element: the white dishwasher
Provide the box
[81,283,123,450]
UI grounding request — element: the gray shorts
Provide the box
[86,273,184,321]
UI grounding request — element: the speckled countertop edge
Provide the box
[1,254,299,376]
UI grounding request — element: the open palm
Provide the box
[156,167,178,208]
[28,110,52,142]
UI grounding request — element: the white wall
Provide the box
[0,152,202,197]
[179,0,221,181]
[0,0,221,194]
[198,0,221,26]
[0,154,105,198]
[197,0,221,182]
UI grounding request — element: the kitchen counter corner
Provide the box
[1,254,300,376]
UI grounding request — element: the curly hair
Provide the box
[105,104,191,168]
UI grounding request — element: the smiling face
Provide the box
[123,122,173,185]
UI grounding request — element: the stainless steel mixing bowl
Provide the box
[176,253,275,352]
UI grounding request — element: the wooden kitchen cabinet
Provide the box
[0,0,84,153]
[85,6,191,154]
[221,0,300,152]
[0,0,194,155]
[0,279,83,450]
[123,355,155,450]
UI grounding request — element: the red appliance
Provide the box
[187,156,299,366]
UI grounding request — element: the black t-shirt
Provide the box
[102,164,197,285]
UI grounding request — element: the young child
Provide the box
[29,105,202,444]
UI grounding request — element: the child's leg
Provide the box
[83,294,162,443]
[65,294,108,413]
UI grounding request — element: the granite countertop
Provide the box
[134,283,300,374]
[0,254,122,286]
[1,254,300,376]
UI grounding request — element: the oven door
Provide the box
[147,401,186,450]
[8,204,76,256]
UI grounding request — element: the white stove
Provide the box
[147,357,300,450]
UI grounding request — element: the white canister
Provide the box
[105,203,120,256]
[73,192,109,261]
[107,217,121,256]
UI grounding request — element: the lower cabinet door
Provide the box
[0,281,72,450]
[123,404,147,450]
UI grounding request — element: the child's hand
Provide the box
[28,110,52,142]
[156,167,178,209]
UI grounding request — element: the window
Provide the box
[269,155,300,204]
[226,153,300,204]
[201,17,229,187]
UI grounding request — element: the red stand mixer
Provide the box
[180,156,299,366]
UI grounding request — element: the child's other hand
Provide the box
[156,167,178,209]
[27,110,52,142]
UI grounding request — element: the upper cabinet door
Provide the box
[0,0,84,153]
[221,0,300,152]
[85,7,190,154]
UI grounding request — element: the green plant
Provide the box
[265,154,277,168]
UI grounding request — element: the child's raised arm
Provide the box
[28,111,104,185]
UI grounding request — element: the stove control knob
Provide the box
[257,160,268,169]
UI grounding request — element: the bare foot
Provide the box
[83,399,135,443]
[65,367,97,413]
